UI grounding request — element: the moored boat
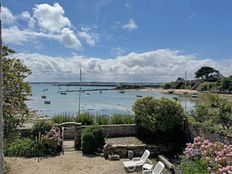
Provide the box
[44,100,51,104]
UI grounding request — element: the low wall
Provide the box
[74,124,136,150]
[64,124,136,139]
[103,143,177,159]
[100,124,136,138]
[184,121,232,145]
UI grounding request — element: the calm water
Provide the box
[27,84,196,117]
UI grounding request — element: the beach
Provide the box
[141,88,199,95]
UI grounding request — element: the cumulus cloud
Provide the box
[78,31,96,46]
[20,11,36,28]
[2,26,59,45]
[60,28,81,48]
[111,47,125,56]
[15,49,232,82]
[33,3,71,33]
[122,19,138,31]
[2,26,58,44]
[2,3,84,49]
[1,6,15,24]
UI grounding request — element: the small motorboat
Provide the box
[44,100,51,104]
[119,91,125,93]
[41,95,46,99]
[136,95,143,97]
[60,92,67,95]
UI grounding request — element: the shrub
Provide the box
[32,120,53,137]
[192,94,232,130]
[95,115,109,125]
[218,99,232,129]
[132,97,184,135]
[180,158,209,174]
[4,127,62,157]
[76,112,94,125]
[182,137,232,174]
[191,104,211,122]
[52,113,75,124]
[81,125,105,154]
[4,138,35,157]
[111,114,134,124]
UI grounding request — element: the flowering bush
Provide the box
[46,126,62,145]
[183,137,232,174]
[4,126,62,157]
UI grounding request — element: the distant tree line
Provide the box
[164,66,232,92]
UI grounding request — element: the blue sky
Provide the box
[2,0,232,82]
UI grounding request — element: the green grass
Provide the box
[52,113,75,124]
[95,115,110,125]
[111,114,135,124]
[75,112,94,125]
[51,112,135,125]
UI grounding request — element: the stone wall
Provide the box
[100,124,136,137]
[184,121,232,145]
[103,143,177,159]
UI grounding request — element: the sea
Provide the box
[27,83,196,117]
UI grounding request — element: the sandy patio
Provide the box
[6,151,140,174]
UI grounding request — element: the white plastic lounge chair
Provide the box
[142,161,165,174]
[123,150,150,172]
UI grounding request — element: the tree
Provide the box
[195,66,221,82]
[2,46,32,137]
[0,10,3,173]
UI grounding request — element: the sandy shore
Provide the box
[141,88,199,95]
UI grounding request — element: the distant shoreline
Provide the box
[140,88,199,95]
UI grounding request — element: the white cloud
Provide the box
[20,11,36,28]
[2,3,96,49]
[1,6,15,24]
[78,31,96,46]
[3,26,81,49]
[111,47,125,56]
[2,26,58,44]
[33,3,71,33]
[122,19,138,31]
[15,49,232,82]
[60,28,81,48]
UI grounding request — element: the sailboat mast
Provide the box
[78,69,81,114]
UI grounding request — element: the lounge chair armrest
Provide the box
[142,169,152,174]
[145,159,153,165]
[132,157,141,162]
